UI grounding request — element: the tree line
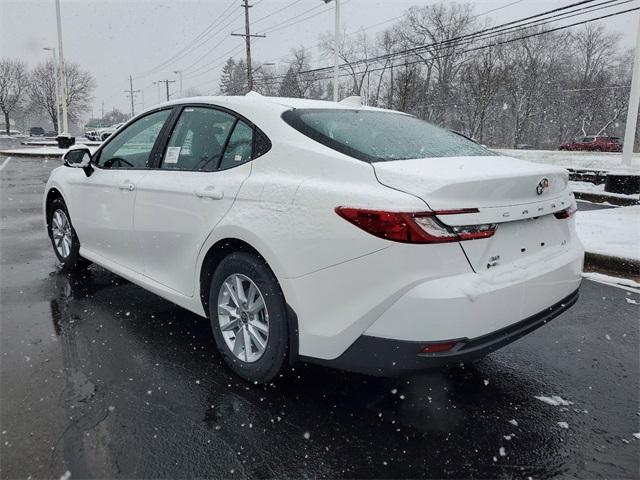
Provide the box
[219,3,634,149]
[0,58,95,135]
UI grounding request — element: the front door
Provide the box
[69,108,173,272]
[134,106,255,296]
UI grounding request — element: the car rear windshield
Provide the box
[282,108,492,163]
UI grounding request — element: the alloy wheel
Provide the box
[51,209,73,259]
[217,273,269,363]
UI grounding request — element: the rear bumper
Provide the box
[305,287,580,376]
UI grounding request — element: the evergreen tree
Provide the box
[277,67,300,98]
[219,58,248,95]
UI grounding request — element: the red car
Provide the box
[559,136,622,152]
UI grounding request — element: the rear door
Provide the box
[134,105,259,296]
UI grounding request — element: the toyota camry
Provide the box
[44,93,583,382]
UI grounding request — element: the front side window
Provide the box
[96,109,171,169]
[282,109,492,163]
[161,107,236,171]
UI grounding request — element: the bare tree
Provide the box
[321,30,376,97]
[459,44,505,142]
[400,3,477,125]
[501,28,566,147]
[29,59,95,131]
[0,58,29,135]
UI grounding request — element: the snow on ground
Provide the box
[0,145,99,157]
[534,395,573,406]
[495,148,640,172]
[570,181,640,200]
[575,206,640,261]
[582,272,640,293]
[21,138,101,146]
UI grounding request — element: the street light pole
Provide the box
[622,13,640,168]
[323,0,340,102]
[173,70,183,97]
[54,0,69,134]
[43,47,61,135]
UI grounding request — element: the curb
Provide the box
[584,251,640,276]
[574,191,639,207]
[0,150,64,158]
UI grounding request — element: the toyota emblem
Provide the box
[536,177,549,195]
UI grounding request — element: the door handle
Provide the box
[194,186,224,200]
[119,181,135,191]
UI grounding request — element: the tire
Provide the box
[47,198,88,271]
[209,251,289,383]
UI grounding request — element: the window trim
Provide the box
[151,103,272,173]
[91,106,177,171]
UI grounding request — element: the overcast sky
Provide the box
[2,0,637,119]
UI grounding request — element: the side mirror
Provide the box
[63,146,93,176]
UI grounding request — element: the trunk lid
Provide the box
[372,155,577,272]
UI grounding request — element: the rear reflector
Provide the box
[335,207,496,244]
[554,206,577,219]
[419,341,458,354]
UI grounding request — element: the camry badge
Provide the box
[536,177,549,195]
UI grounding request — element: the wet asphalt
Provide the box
[0,154,639,479]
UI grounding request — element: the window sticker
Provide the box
[165,146,181,164]
[234,154,243,162]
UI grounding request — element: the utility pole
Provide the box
[55,0,69,133]
[231,0,266,93]
[125,75,140,117]
[154,80,176,101]
[101,100,105,118]
[622,13,640,168]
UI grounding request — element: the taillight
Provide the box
[335,207,496,244]
[554,206,577,219]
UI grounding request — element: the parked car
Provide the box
[559,136,622,152]
[29,126,45,137]
[44,94,583,383]
[98,123,125,141]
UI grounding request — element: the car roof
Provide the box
[152,92,401,115]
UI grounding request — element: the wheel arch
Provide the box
[198,237,299,365]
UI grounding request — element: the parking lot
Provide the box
[1,154,639,479]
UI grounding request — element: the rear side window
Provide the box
[219,121,253,170]
[161,107,236,171]
[282,109,491,163]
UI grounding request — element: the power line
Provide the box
[254,4,639,86]
[258,0,529,69]
[251,0,305,26]
[258,0,631,82]
[134,0,238,79]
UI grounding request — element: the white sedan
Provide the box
[44,93,583,382]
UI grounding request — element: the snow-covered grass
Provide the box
[495,148,640,172]
[576,206,640,261]
[570,181,640,200]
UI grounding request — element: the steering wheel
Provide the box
[103,157,134,169]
